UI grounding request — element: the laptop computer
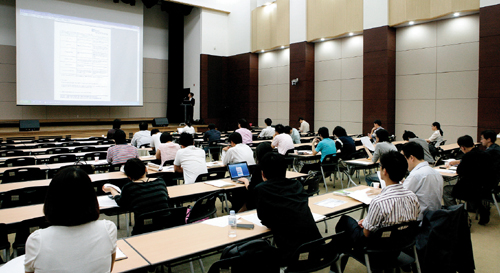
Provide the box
[227,162,251,182]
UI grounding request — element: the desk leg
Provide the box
[224,193,229,214]
[125,213,130,237]
[360,207,366,219]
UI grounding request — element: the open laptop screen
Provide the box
[227,162,250,180]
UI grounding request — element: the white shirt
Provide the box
[299,121,310,133]
[182,126,196,135]
[150,132,162,150]
[222,143,256,166]
[272,133,295,155]
[428,130,443,147]
[25,220,117,273]
[403,161,443,220]
[131,130,151,148]
[259,126,275,138]
[174,146,208,184]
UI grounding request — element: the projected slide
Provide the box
[16,0,143,106]
[54,22,111,101]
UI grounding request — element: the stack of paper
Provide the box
[312,213,326,222]
[115,247,128,261]
[241,213,266,227]
[314,198,347,208]
[347,188,377,204]
[204,180,235,188]
[360,137,375,151]
[97,195,118,208]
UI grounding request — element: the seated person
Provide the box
[203,123,221,142]
[222,132,256,166]
[174,133,208,184]
[150,129,162,152]
[312,126,337,162]
[402,130,435,164]
[332,126,355,160]
[131,121,152,148]
[364,129,397,186]
[426,121,444,147]
[332,151,420,272]
[253,152,322,262]
[259,118,275,138]
[155,132,180,165]
[235,118,253,145]
[481,130,500,181]
[107,118,121,139]
[107,129,138,165]
[103,158,170,234]
[271,124,294,155]
[285,125,301,144]
[368,119,384,142]
[25,167,117,273]
[443,135,496,225]
[298,117,310,133]
[181,121,196,135]
[401,142,443,220]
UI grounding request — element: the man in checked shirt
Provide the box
[331,151,420,272]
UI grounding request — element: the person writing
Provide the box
[368,119,383,142]
[312,127,337,162]
[25,167,117,273]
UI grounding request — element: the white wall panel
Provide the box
[396,22,437,51]
[396,47,437,75]
[436,71,478,99]
[315,40,342,61]
[436,42,479,72]
[436,15,479,46]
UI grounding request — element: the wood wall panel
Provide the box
[289,42,314,130]
[478,3,500,137]
[306,0,363,42]
[389,0,479,26]
[251,0,290,52]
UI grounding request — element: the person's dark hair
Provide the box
[189,92,194,97]
[318,127,329,138]
[208,123,216,130]
[112,119,121,129]
[186,121,192,127]
[332,126,347,137]
[260,152,287,180]
[113,129,127,144]
[374,120,382,126]
[402,130,417,141]
[481,130,497,143]
[151,129,160,136]
[139,121,148,131]
[284,126,292,134]
[238,119,249,129]
[275,124,285,134]
[44,167,99,226]
[179,133,194,147]
[457,135,474,148]
[401,142,424,161]
[432,122,443,136]
[375,129,390,143]
[256,142,274,163]
[160,132,172,143]
[124,158,146,180]
[298,117,304,121]
[265,118,272,126]
[379,151,408,183]
[228,132,243,144]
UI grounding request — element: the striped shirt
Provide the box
[114,178,170,217]
[106,144,139,165]
[363,184,420,232]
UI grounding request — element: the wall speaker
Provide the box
[19,120,40,131]
[152,118,169,127]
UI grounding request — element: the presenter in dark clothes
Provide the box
[185,92,195,123]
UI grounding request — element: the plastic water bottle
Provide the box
[228,210,237,238]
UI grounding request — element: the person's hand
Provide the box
[238,178,250,188]
[358,219,364,228]
[102,186,111,193]
[223,146,230,151]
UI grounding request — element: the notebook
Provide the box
[227,162,251,181]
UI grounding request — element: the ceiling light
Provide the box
[349,32,354,36]
[261,50,265,53]
[281,46,284,49]
[453,12,460,17]
[409,21,414,25]
[320,38,325,41]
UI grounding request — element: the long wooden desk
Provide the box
[113,240,150,273]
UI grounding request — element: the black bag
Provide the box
[218,239,279,272]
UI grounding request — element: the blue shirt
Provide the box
[203,129,221,142]
[316,138,337,162]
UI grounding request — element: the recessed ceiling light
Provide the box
[320,38,325,41]
[281,46,284,49]
[349,32,354,36]
[453,12,460,17]
[409,21,415,25]
[261,50,265,53]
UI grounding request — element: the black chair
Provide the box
[0,187,48,209]
[45,147,70,154]
[73,146,97,153]
[195,172,226,182]
[0,150,25,157]
[347,221,422,273]
[109,164,123,172]
[4,157,35,167]
[320,154,339,192]
[100,140,115,145]
[83,152,107,161]
[2,167,46,183]
[48,154,77,164]
[12,218,50,257]
[186,191,219,223]
[285,231,348,273]
[49,164,95,178]
[139,143,150,148]
[299,171,322,196]
[133,207,188,235]
[207,140,221,161]
[0,145,16,150]
[0,224,10,263]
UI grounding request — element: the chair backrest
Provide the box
[195,172,225,182]
[285,148,295,155]
[4,157,36,167]
[300,171,322,196]
[285,231,349,273]
[186,191,219,223]
[83,152,107,161]
[133,207,188,235]
[45,147,70,154]
[48,154,77,164]
[364,221,420,253]
[109,164,123,172]
[140,144,150,148]
[73,146,96,153]
[0,187,48,209]
[0,223,9,249]
[0,150,25,157]
[49,164,95,178]
[162,160,174,166]
[209,140,220,146]
[0,145,15,150]
[2,167,46,183]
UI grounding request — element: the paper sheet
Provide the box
[376,171,387,189]
[314,198,347,208]
[348,188,377,205]
[97,195,118,208]
[115,247,127,261]
[0,255,24,273]
[204,180,235,188]
[347,159,374,165]
[241,213,266,227]
[201,215,242,227]
[103,183,121,194]
[437,169,457,174]
[312,213,326,222]
[360,136,375,151]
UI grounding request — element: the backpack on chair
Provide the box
[212,239,279,273]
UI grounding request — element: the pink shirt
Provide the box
[157,142,181,164]
[236,128,253,145]
[272,133,295,155]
